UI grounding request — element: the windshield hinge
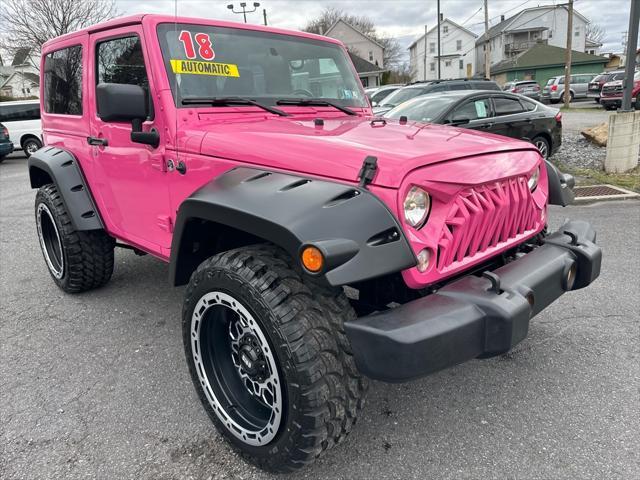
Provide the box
[358,155,378,189]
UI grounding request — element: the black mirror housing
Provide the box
[97,83,148,122]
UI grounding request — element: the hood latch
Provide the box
[358,155,378,189]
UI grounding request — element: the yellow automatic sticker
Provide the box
[170,59,239,77]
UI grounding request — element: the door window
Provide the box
[493,97,524,116]
[43,45,83,115]
[97,36,149,89]
[450,98,491,122]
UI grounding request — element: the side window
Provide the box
[493,97,524,116]
[97,36,149,89]
[448,83,469,91]
[451,98,491,122]
[43,46,83,115]
[521,99,537,111]
[0,104,40,122]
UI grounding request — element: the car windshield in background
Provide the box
[379,88,425,108]
[384,94,456,122]
[156,23,366,108]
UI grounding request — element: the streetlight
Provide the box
[227,2,261,23]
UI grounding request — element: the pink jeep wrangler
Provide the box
[29,15,601,472]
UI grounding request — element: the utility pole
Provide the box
[621,0,639,111]
[484,0,490,79]
[263,8,268,26]
[437,0,441,80]
[563,0,574,108]
[423,24,428,81]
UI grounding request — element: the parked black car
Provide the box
[373,78,501,115]
[383,90,562,158]
[0,123,14,163]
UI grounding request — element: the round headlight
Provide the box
[528,166,540,191]
[404,186,430,228]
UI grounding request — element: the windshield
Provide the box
[384,94,457,122]
[157,23,367,107]
[379,87,425,108]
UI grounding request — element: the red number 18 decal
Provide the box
[178,31,215,60]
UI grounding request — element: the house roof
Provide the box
[476,5,589,45]
[585,38,603,47]
[12,48,31,66]
[491,43,608,74]
[348,52,386,75]
[325,19,385,50]
[0,70,40,89]
[408,18,477,50]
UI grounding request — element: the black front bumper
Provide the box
[345,220,602,382]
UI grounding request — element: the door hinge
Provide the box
[157,215,173,233]
[151,156,168,172]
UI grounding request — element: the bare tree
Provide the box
[0,0,119,67]
[303,7,403,69]
[585,23,606,44]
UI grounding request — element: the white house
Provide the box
[585,38,602,56]
[324,19,386,87]
[474,5,590,75]
[408,16,477,82]
[325,19,384,68]
[0,48,40,99]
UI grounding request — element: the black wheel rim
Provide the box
[191,291,283,446]
[36,203,64,279]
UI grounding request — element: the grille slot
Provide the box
[436,177,539,271]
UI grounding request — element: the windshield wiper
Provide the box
[181,97,289,116]
[276,98,357,116]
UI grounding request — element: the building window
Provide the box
[445,60,452,67]
[575,26,580,36]
[43,45,83,115]
[459,59,464,70]
[429,42,435,53]
[430,62,435,71]
[368,51,374,62]
[549,30,553,38]
[443,25,448,34]
[456,39,462,51]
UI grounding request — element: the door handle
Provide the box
[87,136,108,146]
[480,123,494,128]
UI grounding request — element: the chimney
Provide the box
[501,15,505,22]
[439,13,443,22]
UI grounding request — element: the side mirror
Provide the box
[96,83,159,148]
[450,117,470,126]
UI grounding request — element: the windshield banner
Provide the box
[170,59,240,77]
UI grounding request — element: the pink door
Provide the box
[88,26,172,256]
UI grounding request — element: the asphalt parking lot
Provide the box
[1,152,639,480]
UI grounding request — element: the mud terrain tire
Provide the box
[182,244,368,473]
[35,184,115,293]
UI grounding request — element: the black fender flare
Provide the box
[545,160,575,206]
[169,168,416,287]
[28,146,104,231]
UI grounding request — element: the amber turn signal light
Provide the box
[301,246,324,273]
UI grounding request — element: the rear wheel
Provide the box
[533,135,550,159]
[35,184,115,292]
[22,137,42,158]
[182,245,367,473]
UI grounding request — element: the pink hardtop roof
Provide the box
[42,14,343,49]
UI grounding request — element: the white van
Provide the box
[0,100,43,157]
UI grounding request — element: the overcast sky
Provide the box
[117,0,637,61]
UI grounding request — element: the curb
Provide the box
[573,184,640,203]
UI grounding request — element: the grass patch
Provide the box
[553,161,640,192]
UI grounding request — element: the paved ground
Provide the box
[1,152,639,480]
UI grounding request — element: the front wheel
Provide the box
[182,245,367,473]
[22,137,42,158]
[35,184,115,292]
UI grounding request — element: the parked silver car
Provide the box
[541,73,597,103]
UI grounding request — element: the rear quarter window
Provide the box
[43,45,83,115]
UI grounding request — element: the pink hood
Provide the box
[186,114,539,188]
